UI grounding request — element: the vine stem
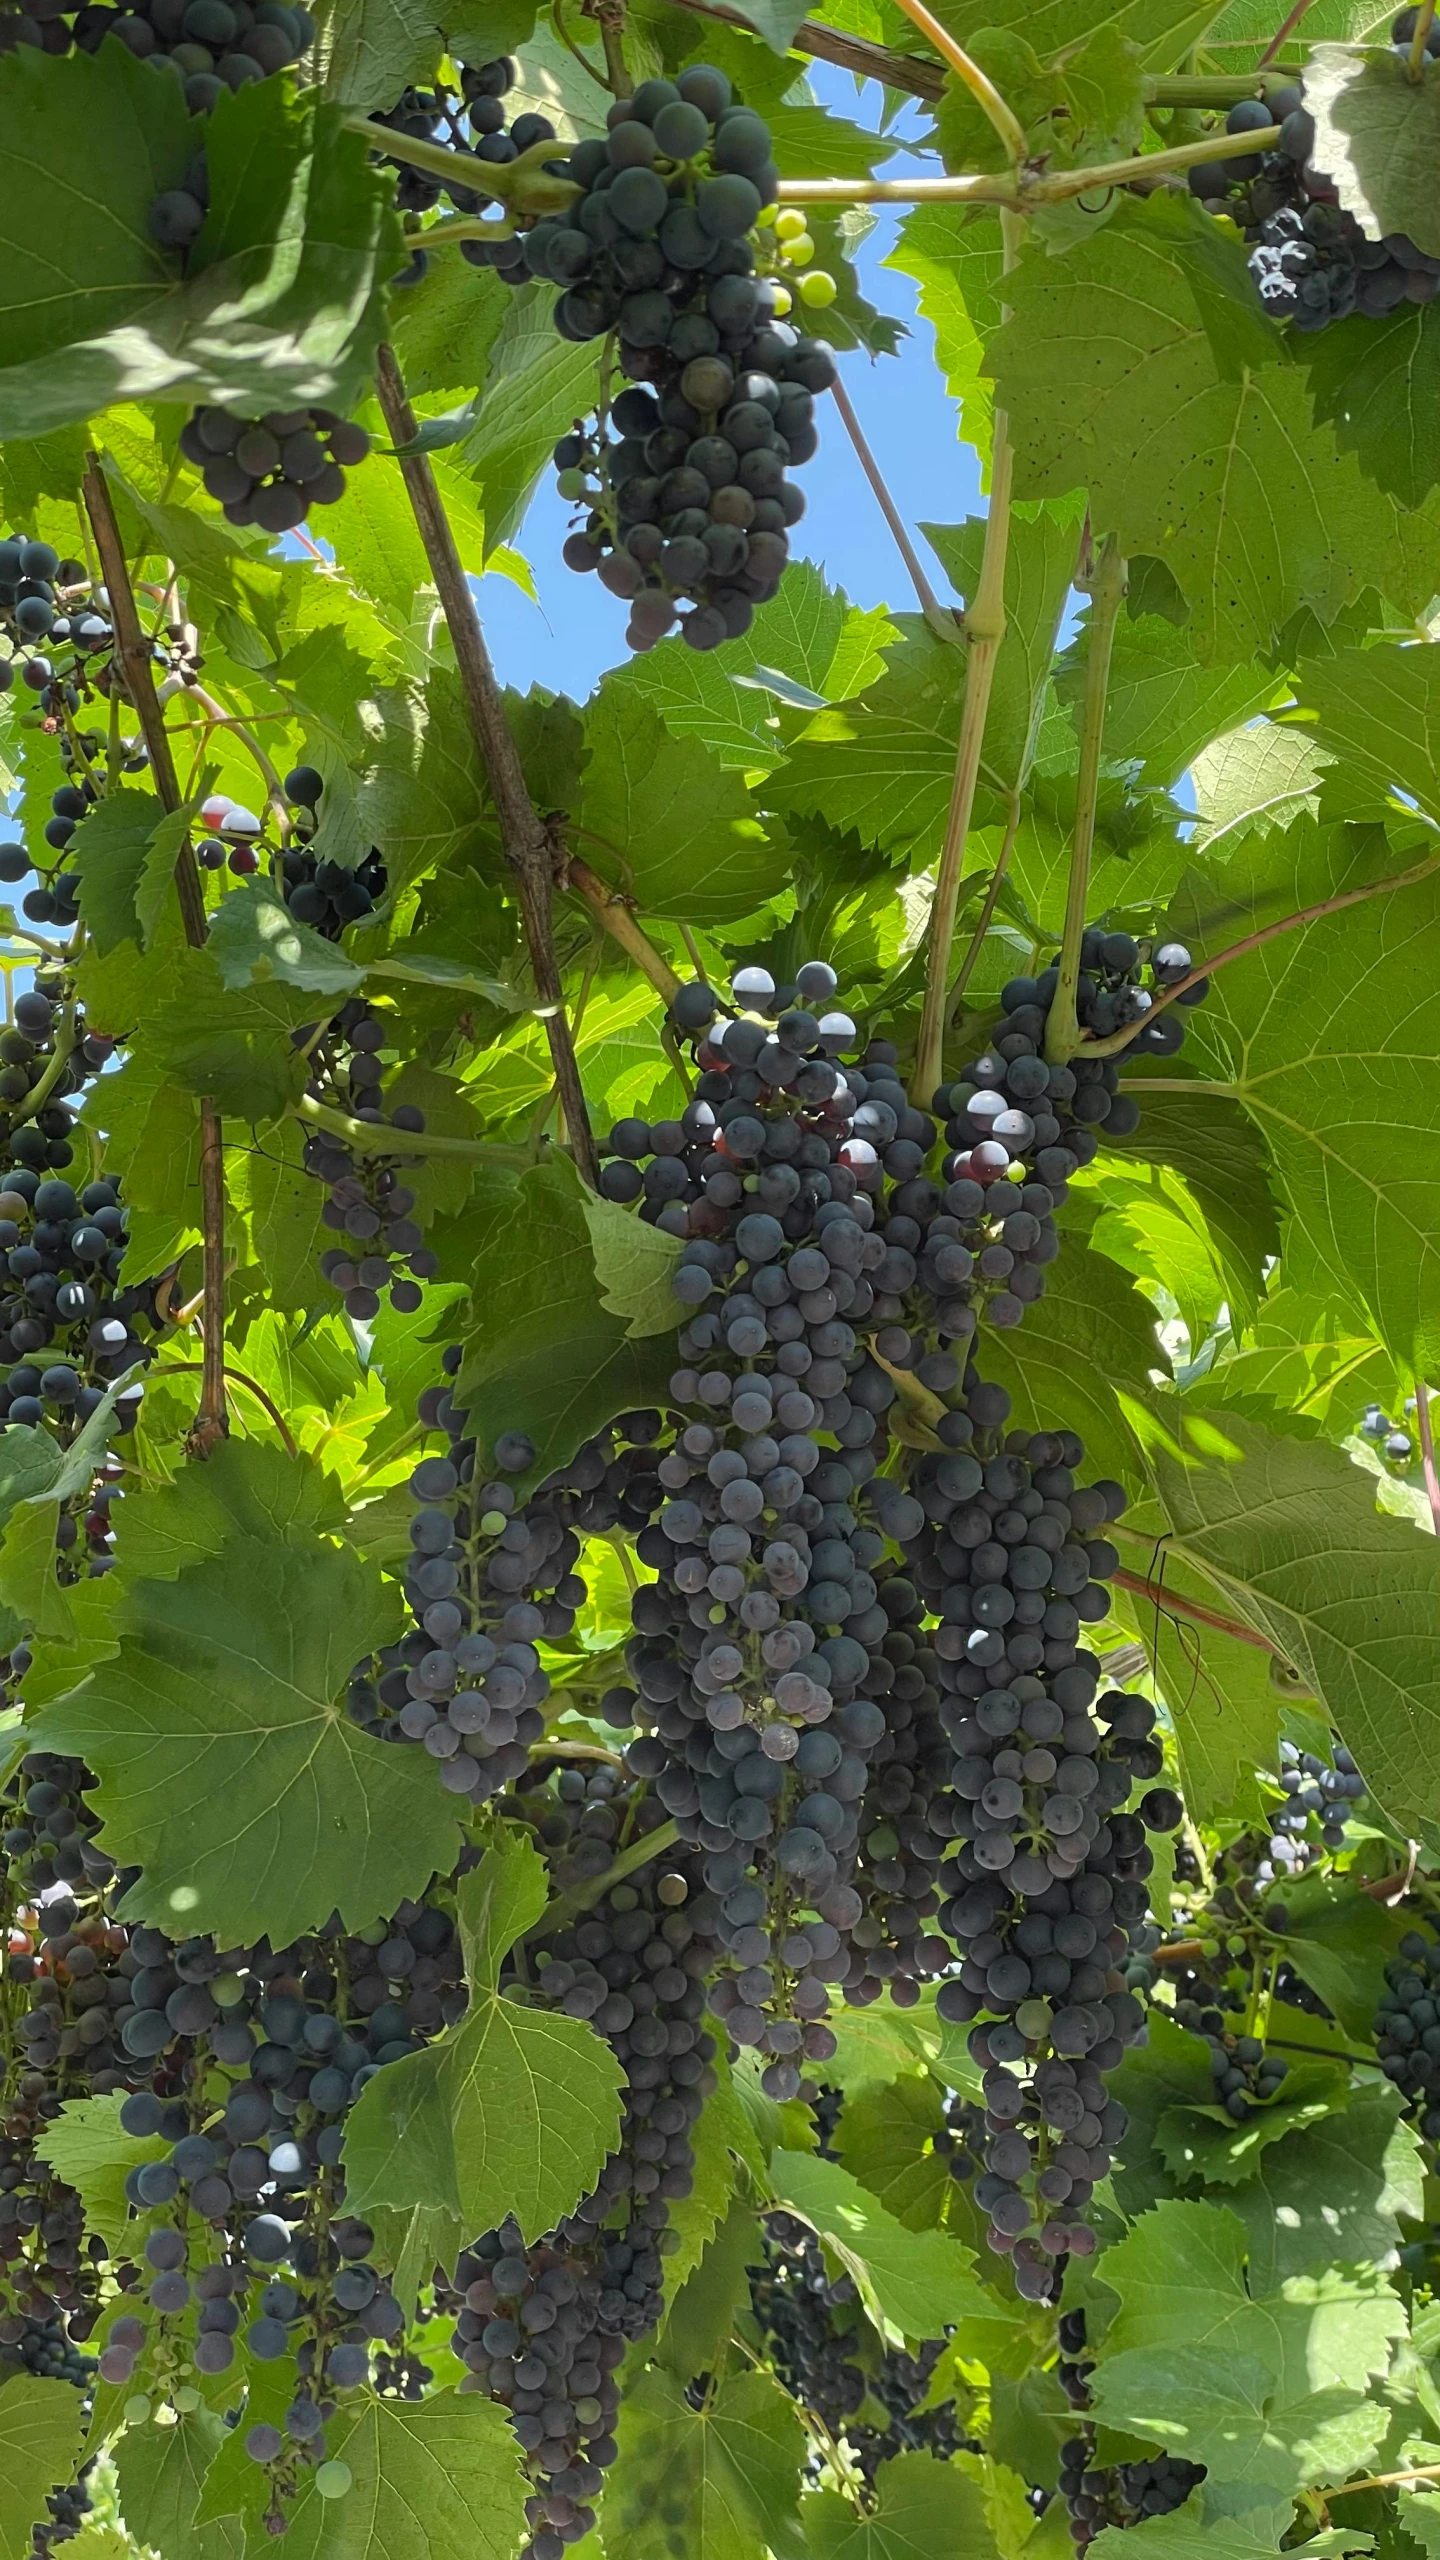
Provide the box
[912,209,1022,1109]
[9,1000,80,1133]
[373,344,600,1188]
[291,1091,532,1166]
[1075,839,1440,1058]
[1408,0,1435,77]
[595,0,633,96]
[886,0,1028,161]
[1044,534,1126,1063]
[1415,1378,1440,1538]
[830,374,957,643]
[775,121,1283,205]
[83,453,228,1458]
[566,855,681,1001]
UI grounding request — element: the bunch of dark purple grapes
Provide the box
[750,2209,967,2482]
[0,536,112,706]
[1191,43,1440,328]
[177,404,371,535]
[603,961,945,2090]
[541,67,830,651]
[302,999,439,1318]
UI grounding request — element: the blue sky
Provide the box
[471,68,983,701]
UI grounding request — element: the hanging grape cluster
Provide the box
[540,68,831,651]
[1190,37,1440,330]
[750,2213,968,2481]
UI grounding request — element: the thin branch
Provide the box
[344,117,578,216]
[373,344,600,1189]
[1112,1565,1274,1651]
[150,1361,300,1457]
[1077,841,1440,1059]
[830,374,957,643]
[566,856,682,1001]
[946,797,1021,1019]
[552,0,612,88]
[292,1091,531,1166]
[1258,0,1317,65]
[1408,0,1435,77]
[1326,2463,1440,2499]
[775,121,1283,205]
[1045,534,1126,1062]
[1415,1379,1440,1538]
[83,453,228,1458]
[886,0,1028,162]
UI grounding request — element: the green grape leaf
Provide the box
[1227,2083,1423,2289]
[1399,2491,1440,2556]
[112,2408,230,2560]
[341,1825,626,2248]
[1303,41,1440,260]
[976,1227,1166,1487]
[201,2383,530,2560]
[768,2149,1004,2345]
[28,1521,463,1944]
[1154,2058,1352,2188]
[31,2093,168,2252]
[769,622,971,860]
[71,788,192,958]
[833,2076,951,2233]
[572,681,776,926]
[1171,804,1440,1373]
[109,1438,347,1582]
[227,1118,330,1320]
[1087,2197,1403,2499]
[581,1189,685,1339]
[1303,300,1440,509]
[986,194,1407,661]
[601,2367,805,2560]
[207,879,364,998]
[887,205,1003,463]
[0,2377,85,2560]
[145,964,316,1126]
[1111,1080,1282,1327]
[659,2202,763,2384]
[1128,1402,1440,1852]
[1189,717,1330,848]
[803,2451,1001,2560]
[1291,641,1440,821]
[0,51,402,434]
[708,0,810,50]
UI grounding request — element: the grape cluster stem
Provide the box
[1044,537,1127,1067]
[373,345,602,1190]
